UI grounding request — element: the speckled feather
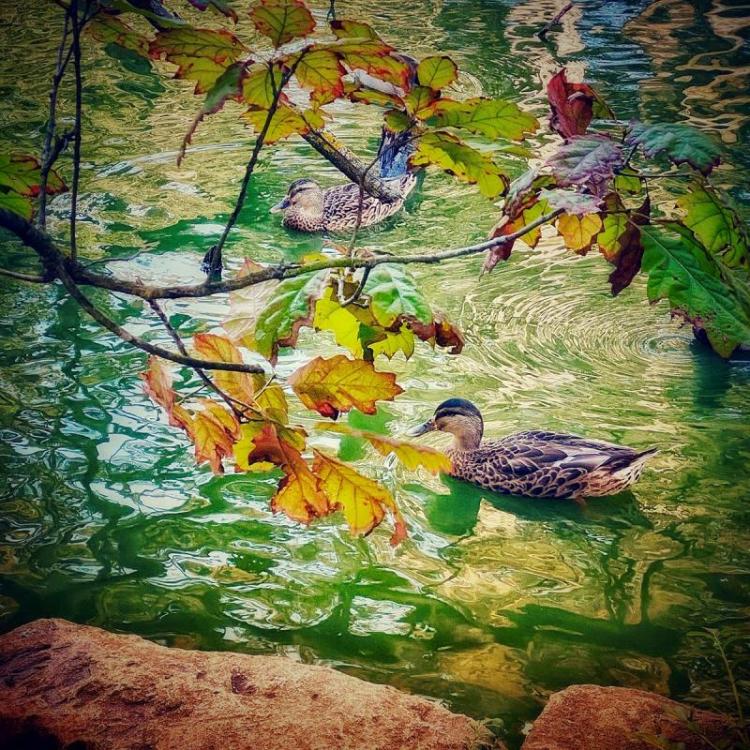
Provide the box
[448,430,657,499]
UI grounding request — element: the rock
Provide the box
[522,684,734,750]
[0,618,497,750]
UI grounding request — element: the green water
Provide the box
[1,1,750,746]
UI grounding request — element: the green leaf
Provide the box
[330,19,379,40]
[0,190,32,219]
[678,184,749,269]
[597,193,629,260]
[0,154,66,197]
[327,39,411,89]
[430,97,538,141]
[187,0,238,22]
[641,223,750,357]
[88,13,151,57]
[242,63,283,109]
[179,61,248,165]
[243,104,323,143]
[344,82,404,109]
[292,47,345,105]
[411,130,509,199]
[364,264,433,328]
[250,0,315,48]
[417,55,458,90]
[384,109,412,133]
[253,270,330,363]
[625,122,721,175]
[546,134,623,192]
[149,27,247,93]
[404,86,437,117]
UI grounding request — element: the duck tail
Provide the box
[377,126,416,179]
[632,447,659,464]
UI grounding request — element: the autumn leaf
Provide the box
[243,104,324,143]
[404,86,438,118]
[546,134,623,195]
[289,355,403,419]
[547,69,597,139]
[313,450,407,543]
[179,61,249,165]
[149,27,247,93]
[0,154,66,197]
[417,55,458,90]
[430,97,539,141]
[411,130,509,199]
[317,422,451,473]
[192,402,240,474]
[556,212,603,254]
[88,12,151,57]
[313,289,366,357]
[330,19,379,40]
[242,63,284,109]
[193,332,255,405]
[254,378,289,423]
[249,270,330,363]
[292,47,346,105]
[625,122,721,176]
[141,355,176,412]
[539,188,601,215]
[250,0,315,48]
[368,325,416,359]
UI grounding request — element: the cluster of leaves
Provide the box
[485,69,750,358]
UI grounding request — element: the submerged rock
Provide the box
[522,684,734,750]
[0,618,497,750]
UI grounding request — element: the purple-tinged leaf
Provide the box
[546,134,623,196]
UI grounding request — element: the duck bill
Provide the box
[270,196,290,214]
[406,418,435,437]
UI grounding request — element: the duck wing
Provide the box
[323,176,416,230]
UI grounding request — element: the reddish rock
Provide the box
[522,684,735,750]
[0,618,497,750]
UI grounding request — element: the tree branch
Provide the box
[0,206,564,300]
[69,0,84,260]
[301,129,402,203]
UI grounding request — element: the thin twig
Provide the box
[147,299,250,418]
[69,0,84,261]
[537,1,574,39]
[0,268,50,283]
[341,266,371,307]
[0,206,564,300]
[38,6,72,227]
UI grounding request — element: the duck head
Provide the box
[408,398,484,451]
[270,178,325,231]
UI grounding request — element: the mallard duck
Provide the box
[271,127,417,232]
[408,399,657,501]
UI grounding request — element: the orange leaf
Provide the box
[312,450,407,544]
[288,355,403,419]
[141,355,175,412]
[316,423,451,474]
[192,403,240,474]
[193,332,255,406]
[557,212,603,254]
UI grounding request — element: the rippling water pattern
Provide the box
[1,0,750,746]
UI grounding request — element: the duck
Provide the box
[270,127,417,233]
[408,398,657,501]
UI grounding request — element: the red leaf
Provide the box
[547,69,596,139]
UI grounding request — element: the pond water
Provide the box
[1,0,749,746]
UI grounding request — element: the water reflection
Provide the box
[1,0,750,746]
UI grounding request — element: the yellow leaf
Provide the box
[313,291,364,357]
[368,325,415,360]
[199,399,240,439]
[250,0,315,48]
[288,355,403,419]
[193,332,255,405]
[192,406,238,474]
[312,450,407,543]
[243,104,324,144]
[251,375,289,423]
[233,422,268,470]
[557,213,603,254]
[316,423,451,474]
[273,456,329,522]
[141,356,175,412]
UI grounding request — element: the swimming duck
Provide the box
[270,174,416,232]
[271,126,417,232]
[408,399,657,501]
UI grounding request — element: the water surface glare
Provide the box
[1,1,749,746]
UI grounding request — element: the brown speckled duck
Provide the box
[408,399,657,501]
[271,127,418,232]
[270,174,416,232]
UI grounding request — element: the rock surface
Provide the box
[522,684,734,750]
[0,618,495,750]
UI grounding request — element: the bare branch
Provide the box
[69,0,85,261]
[537,1,574,39]
[0,268,50,283]
[301,130,402,202]
[0,206,564,301]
